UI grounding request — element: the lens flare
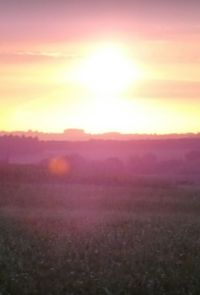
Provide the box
[49,157,71,176]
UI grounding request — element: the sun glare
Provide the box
[71,43,141,96]
[55,42,147,134]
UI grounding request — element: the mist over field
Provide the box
[1,135,200,294]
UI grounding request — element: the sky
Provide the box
[0,0,200,134]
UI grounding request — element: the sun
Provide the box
[55,42,144,134]
[72,43,141,96]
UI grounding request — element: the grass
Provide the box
[0,181,200,294]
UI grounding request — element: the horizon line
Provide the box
[0,129,200,137]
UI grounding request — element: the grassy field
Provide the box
[1,181,200,294]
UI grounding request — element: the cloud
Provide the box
[129,80,200,99]
[0,51,81,64]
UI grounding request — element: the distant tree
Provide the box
[105,157,124,175]
[185,150,200,161]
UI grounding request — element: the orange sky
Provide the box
[0,0,200,134]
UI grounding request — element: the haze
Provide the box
[1,0,200,134]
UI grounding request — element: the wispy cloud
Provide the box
[0,51,82,63]
[129,80,200,99]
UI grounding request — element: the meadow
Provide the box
[1,179,200,295]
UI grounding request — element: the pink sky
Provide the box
[0,0,200,134]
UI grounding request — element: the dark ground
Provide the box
[1,180,200,294]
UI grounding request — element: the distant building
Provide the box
[63,129,88,141]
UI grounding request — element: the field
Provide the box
[1,181,200,294]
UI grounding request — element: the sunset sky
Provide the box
[0,0,200,134]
